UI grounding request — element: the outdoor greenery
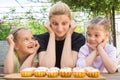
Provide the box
[0,6,48,40]
[0,2,84,40]
[51,0,120,17]
[0,0,120,40]
[0,22,11,40]
[51,0,120,46]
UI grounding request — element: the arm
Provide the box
[76,45,97,67]
[85,43,98,66]
[4,34,15,74]
[20,40,40,70]
[97,40,117,73]
[86,50,97,66]
[61,21,77,68]
[39,23,56,68]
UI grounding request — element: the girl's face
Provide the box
[15,30,36,55]
[50,15,70,40]
[86,26,109,47]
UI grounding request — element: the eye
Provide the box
[53,22,58,26]
[62,22,67,25]
[24,38,29,41]
[32,37,35,40]
[95,34,100,37]
[87,33,91,37]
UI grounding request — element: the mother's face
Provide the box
[50,15,70,40]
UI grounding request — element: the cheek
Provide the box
[51,26,57,32]
[97,38,104,43]
[86,37,91,41]
[64,25,70,30]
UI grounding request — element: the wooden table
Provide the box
[102,72,120,80]
[2,73,106,80]
[0,73,120,80]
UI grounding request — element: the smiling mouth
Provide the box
[27,46,34,49]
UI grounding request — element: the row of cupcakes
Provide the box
[20,67,100,78]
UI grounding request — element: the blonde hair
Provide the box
[49,1,71,20]
[10,27,30,41]
[87,16,111,32]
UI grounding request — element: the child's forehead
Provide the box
[17,29,32,37]
[87,27,105,33]
[19,29,30,33]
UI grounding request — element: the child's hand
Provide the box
[97,39,107,49]
[87,43,99,56]
[87,43,97,51]
[67,20,77,35]
[6,34,15,47]
[34,40,40,53]
[45,22,54,35]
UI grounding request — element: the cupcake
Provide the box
[84,66,94,74]
[59,67,72,77]
[86,68,100,78]
[34,67,48,77]
[73,67,86,78]
[20,67,36,77]
[47,67,59,78]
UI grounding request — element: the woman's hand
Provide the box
[67,20,77,35]
[45,22,54,35]
[6,34,15,48]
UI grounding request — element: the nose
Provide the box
[29,39,35,43]
[57,25,63,32]
[89,36,96,41]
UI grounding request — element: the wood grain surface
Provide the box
[4,73,106,80]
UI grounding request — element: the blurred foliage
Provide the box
[51,0,120,17]
[0,6,47,40]
[0,22,11,40]
[1,0,119,40]
[26,19,47,35]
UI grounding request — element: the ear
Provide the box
[14,43,19,50]
[106,32,109,37]
[105,32,109,41]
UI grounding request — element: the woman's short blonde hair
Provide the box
[49,1,71,20]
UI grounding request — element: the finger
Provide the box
[45,22,50,28]
[35,40,40,49]
[87,43,96,50]
[70,20,77,28]
[10,34,14,40]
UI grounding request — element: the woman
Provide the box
[35,1,85,68]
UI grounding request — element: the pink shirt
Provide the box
[76,44,118,72]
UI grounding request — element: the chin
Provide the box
[56,34,66,39]
[27,51,35,54]
[56,36,66,40]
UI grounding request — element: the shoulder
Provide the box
[72,32,85,43]
[78,44,90,56]
[34,32,49,41]
[105,44,116,53]
[72,32,85,39]
[105,44,116,50]
[79,44,89,52]
[72,32,85,42]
